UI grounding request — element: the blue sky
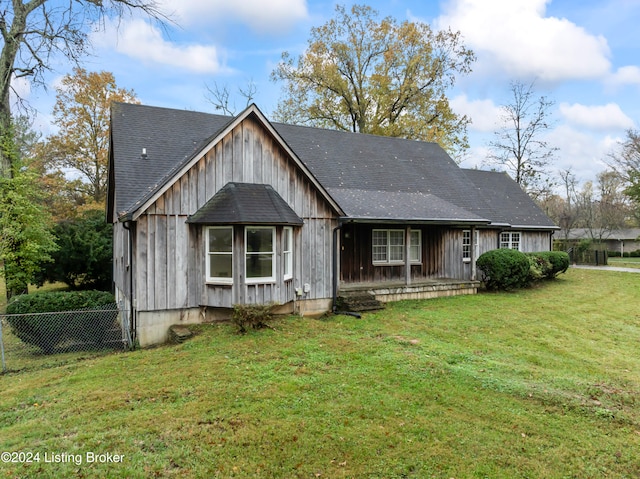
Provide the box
[20,0,640,189]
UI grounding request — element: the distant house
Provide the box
[107,103,557,346]
[561,228,640,255]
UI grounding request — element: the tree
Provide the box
[608,129,640,223]
[44,68,138,209]
[271,4,475,158]
[0,122,57,299]
[35,209,113,290]
[0,0,167,176]
[575,172,628,245]
[205,80,257,116]
[487,81,558,193]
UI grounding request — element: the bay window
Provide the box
[245,227,276,283]
[206,227,233,283]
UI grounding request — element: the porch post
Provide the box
[471,225,477,281]
[405,226,412,286]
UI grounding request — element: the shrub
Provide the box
[476,249,531,291]
[541,251,570,277]
[6,290,117,354]
[527,253,552,281]
[35,209,113,290]
[231,303,277,334]
[527,251,569,280]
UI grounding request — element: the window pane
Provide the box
[410,230,421,262]
[247,253,273,278]
[372,230,388,262]
[389,245,404,262]
[209,228,232,252]
[284,228,292,278]
[372,246,387,262]
[462,230,471,259]
[247,228,273,253]
[389,230,404,262]
[284,227,291,252]
[209,254,232,278]
[389,230,404,246]
[372,230,387,246]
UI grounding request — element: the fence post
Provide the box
[1,317,6,372]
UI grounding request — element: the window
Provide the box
[500,232,521,250]
[409,230,422,263]
[245,227,275,283]
[462,230,471,261]
[372,229,421,264]
[283,227,293,280]
[207,227,233,283]
[463,230,480,262]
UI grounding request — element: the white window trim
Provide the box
[373,228,421,265]
[283,226,293,281]
[462,230,472,263]
[206,226,234,285]
[462,230,480,263]
[245,226,276,284]
[500,231,521,251]
[409,229,422,264]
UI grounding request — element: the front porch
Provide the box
[339,277,480,305]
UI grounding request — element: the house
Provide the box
[107,103,557,346]
[560,228,640,255]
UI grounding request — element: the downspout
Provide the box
[332,222,343,313]
[122,220,136,345]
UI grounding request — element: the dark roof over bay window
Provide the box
[186,182,303,225]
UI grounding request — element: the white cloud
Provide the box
[450,94,502,132]
[94,19,228,74]
[607,65,640,87]
[158,0,308,34]
[559,102,635,131]
[546,125,617,181]
[435,0,611,81]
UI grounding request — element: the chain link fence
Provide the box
[0,302,132,373]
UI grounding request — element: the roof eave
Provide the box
[339,216,492,226]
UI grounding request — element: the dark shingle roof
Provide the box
[462,169,557,228]
[273,122,488,221]
[186,183,303,225]
[109,102,232,218]
[108,102,557,229]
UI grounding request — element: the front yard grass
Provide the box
[1,268,640,478]
[609,256,640,269]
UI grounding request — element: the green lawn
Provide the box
[1,268,640,478]
[609,256,640,269]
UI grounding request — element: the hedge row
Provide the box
[607,250,640,258]
[476,249,569,291]
[5,290,118,354]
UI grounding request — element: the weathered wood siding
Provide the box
[112,221,131,296]
[340,225,554,284]
[476,229,552,253]
[340,224,464,282]
[132,116,337,311]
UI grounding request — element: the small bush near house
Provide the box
[476,249,531,291]
[6,290,117,354]
[527,251,570,279]
[527,253,553,281]
[231,303,277,334]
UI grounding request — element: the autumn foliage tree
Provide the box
[271,4,475,158]
[44,68,139,211]
[0,0,166,176]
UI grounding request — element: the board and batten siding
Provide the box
[132,116,337,312]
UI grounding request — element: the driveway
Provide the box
[570,264,640,273]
